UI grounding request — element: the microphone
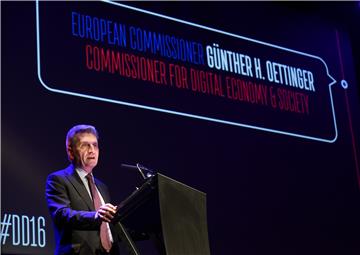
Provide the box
[121,163,156,180]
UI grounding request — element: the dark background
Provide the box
[2,1,360,255]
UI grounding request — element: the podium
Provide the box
[112,173,210,255]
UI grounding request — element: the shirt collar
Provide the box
[75,167,92,181]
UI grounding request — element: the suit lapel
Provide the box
[65,165,95,210]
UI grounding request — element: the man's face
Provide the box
[72,132,99,172]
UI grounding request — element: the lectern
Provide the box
[112,173,210,255]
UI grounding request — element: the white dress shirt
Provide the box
[76,167,113,243]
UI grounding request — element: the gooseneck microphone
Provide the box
[121,163,156,180]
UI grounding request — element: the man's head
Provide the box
[66,124,99,173]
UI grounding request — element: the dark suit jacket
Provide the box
[46,164,120,255]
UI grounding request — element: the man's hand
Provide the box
[95,203,117,223]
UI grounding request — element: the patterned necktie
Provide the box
[86,173,112,252]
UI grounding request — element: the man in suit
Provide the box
[46,124,120,255]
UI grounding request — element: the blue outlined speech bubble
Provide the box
[36,0,338,143]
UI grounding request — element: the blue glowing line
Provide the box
[35,0,338,143]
